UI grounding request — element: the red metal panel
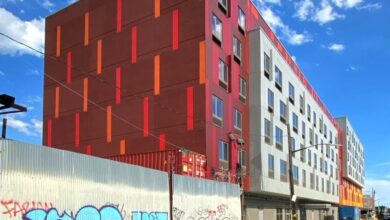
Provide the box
[172,9,179,50]
[159,134,166,151]
[86,145,92,155]
[47,119,52,147]
[143,97,149,137]
[187,86,194,130]
[115,67,121,104]
[116,0,122,33]
[75,113,80,147]
[131,26,137,64]
[66,51,72,84]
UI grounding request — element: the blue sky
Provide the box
[0,0,389,204]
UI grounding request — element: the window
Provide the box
[325,160,328,174]
[308,149,312,165]
[268,89,274,112]
[288,83,295,104]
[238,7,245,32]
[280,159,287,181]
[239,77,247,102]
[212,15,222,44]
[313,111,317,127]
[276,209,283,220]
[218,0,228,14]
[310,173,314,189]
[292,113,298,132]
[264,118,272,144]
[320,158,324,172]
[300,144,306,162]
[302,169,306,187]
[233,36,242,61]
[299,95,305,114]
[330,164,333,177]
[275,66,282,90]
[218,140,228,161]
[316,175,319,190]
[307,104,311,121]
[234,109,242,131]
[314,153,317,169]
[218,59,228,90]
[275,126,283,150]
[264,53,271,78]
[309,128,314,144]
[324,124,328,138]
[290,137,296,154]
[285,209,291,220]
[212,95,223,125]
[293,165,299,184]
[280,100,287,123]
[302,121,306,139]
[319,118,323,133]
[268,154,274,178]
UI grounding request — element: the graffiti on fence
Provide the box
[173,204,239,220]
[1,199,54,218]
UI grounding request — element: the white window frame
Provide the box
[239,77,247,100]
[218,140,229,161]
[234,109,242,131]
[275,66,283,88]
[238,7,246,31]
[233,36,242,61]
[212,95,223,121]
[218,59,228,86]
[212,15,223,43]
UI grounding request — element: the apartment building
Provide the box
[43,0,347,219]
[245,28,340,220]
[336,117,365,210]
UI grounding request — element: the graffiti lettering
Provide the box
[131,211,168,220]
[172,207,185,220]
[177,204,238,220]
[1,200,53,218]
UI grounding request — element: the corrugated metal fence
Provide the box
[0,139,240,220]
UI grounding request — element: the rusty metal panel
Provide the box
[0,139,169,220]
[172,174,241,220]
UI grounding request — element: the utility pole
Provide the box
[287,123,298,220]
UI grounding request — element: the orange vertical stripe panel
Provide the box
[154,0,160,18]
[84,12,89,46]
[120,139,126,155]
[116,67,121,104]
[55,86,60,119]
[56,25,61,57]
[107,106,112,143]
[83,78,88,112]
[199,41,206,84]
[86,145,92,155]
[154,55,160,95]
[172,10,179,50]
[97,40,102,74]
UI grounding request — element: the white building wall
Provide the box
[249,28,339,204]
[336,117,365,187]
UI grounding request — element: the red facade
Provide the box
[43,0,339,190]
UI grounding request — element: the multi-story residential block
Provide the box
[336,117,365,210]
[42,0,351,219]
[246,28,340,220]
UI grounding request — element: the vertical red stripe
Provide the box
[75,113,80,147]
[66,51,72,84]
[187,86,194,130]
[116,67,121,104]
[131,26,137,63]
[172,9,179,50]
[86,145,92,155]
[159,134,166,151]
[116,0,122,33]
[47,119,52,147]
[143,97,149,137]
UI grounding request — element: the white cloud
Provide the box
[295,0,315,20]
[41,0,54,10]
[328,43,345,52]
[258,0,281,5]
[0,7,45,57]
[376,161,390,167]
[332,0,363,9]
[67,0,78,5]
[261,7,312,45]
[357,3,382,11]
[313,0,345,24]
[365,178,390,204]
[25,96,42,103]
[291,56,297,62]
[346,64,357,71]
[0,70,5,76]
[6,117,42,137]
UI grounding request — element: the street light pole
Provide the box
[287,123,298,220]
